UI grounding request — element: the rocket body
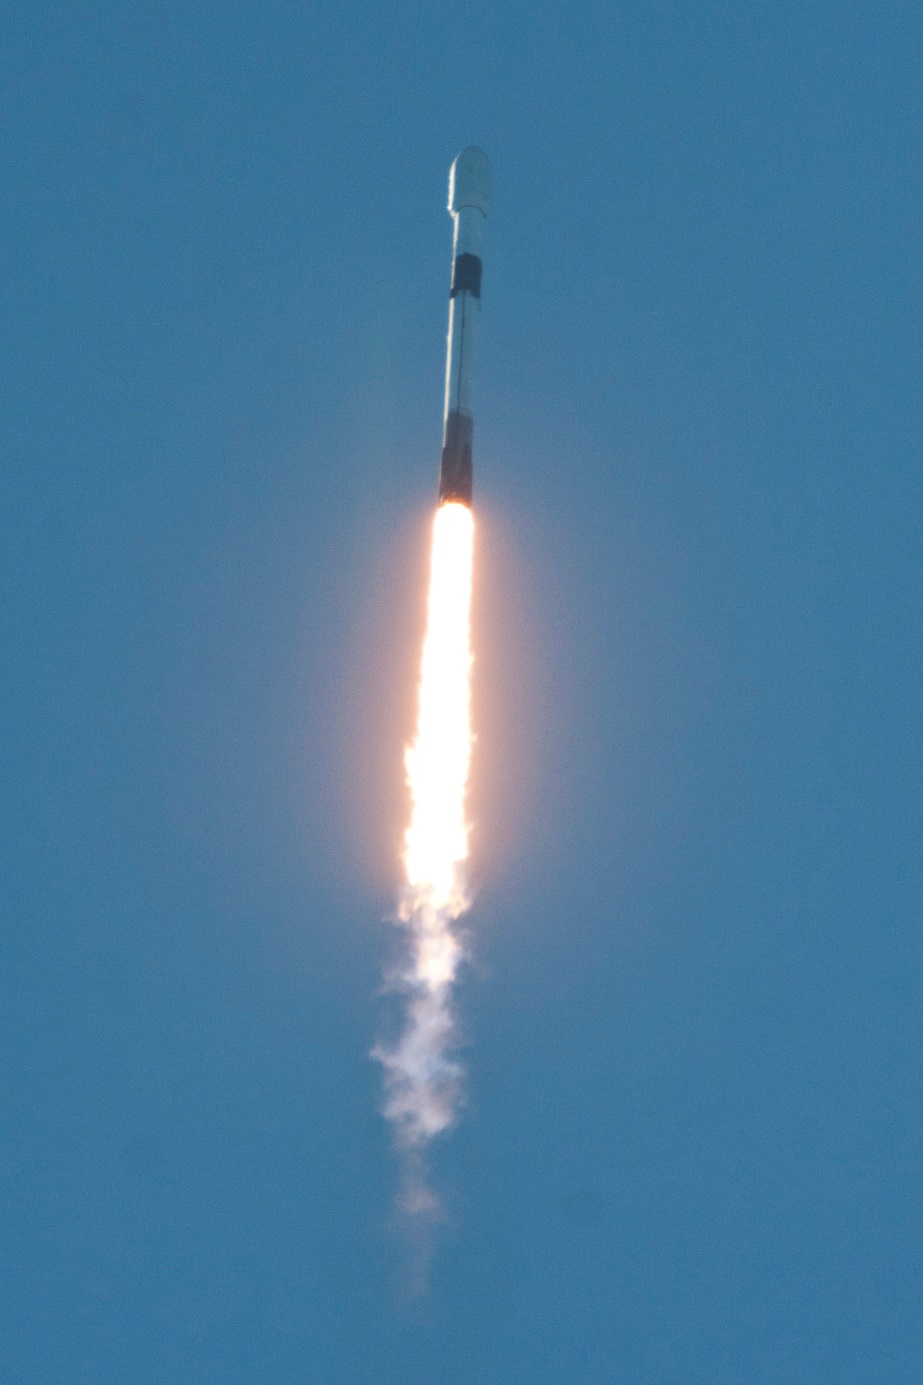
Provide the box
[438,147,492,506]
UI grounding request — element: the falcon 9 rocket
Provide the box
[438,147,492,506]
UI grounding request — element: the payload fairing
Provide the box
[438,147,492,506]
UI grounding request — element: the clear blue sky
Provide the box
[2,2,921,1380]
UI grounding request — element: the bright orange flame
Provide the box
[403,501,474,969]
[374,500,474,1153]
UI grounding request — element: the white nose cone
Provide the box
[449,146,492,216]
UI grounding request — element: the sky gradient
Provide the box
[2,1,922,1380]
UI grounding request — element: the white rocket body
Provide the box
[439,147,491,505]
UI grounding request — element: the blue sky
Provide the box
[2,1,921,1380]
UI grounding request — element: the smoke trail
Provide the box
[373,501,475,1219]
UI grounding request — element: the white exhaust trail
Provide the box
[374,500,475,1186]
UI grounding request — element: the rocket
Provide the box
[438,147,492,506]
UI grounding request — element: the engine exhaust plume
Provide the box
[373,501,474,1209]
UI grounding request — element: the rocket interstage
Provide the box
[438,147,492,506]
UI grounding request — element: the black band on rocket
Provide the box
[450,253,482,299]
